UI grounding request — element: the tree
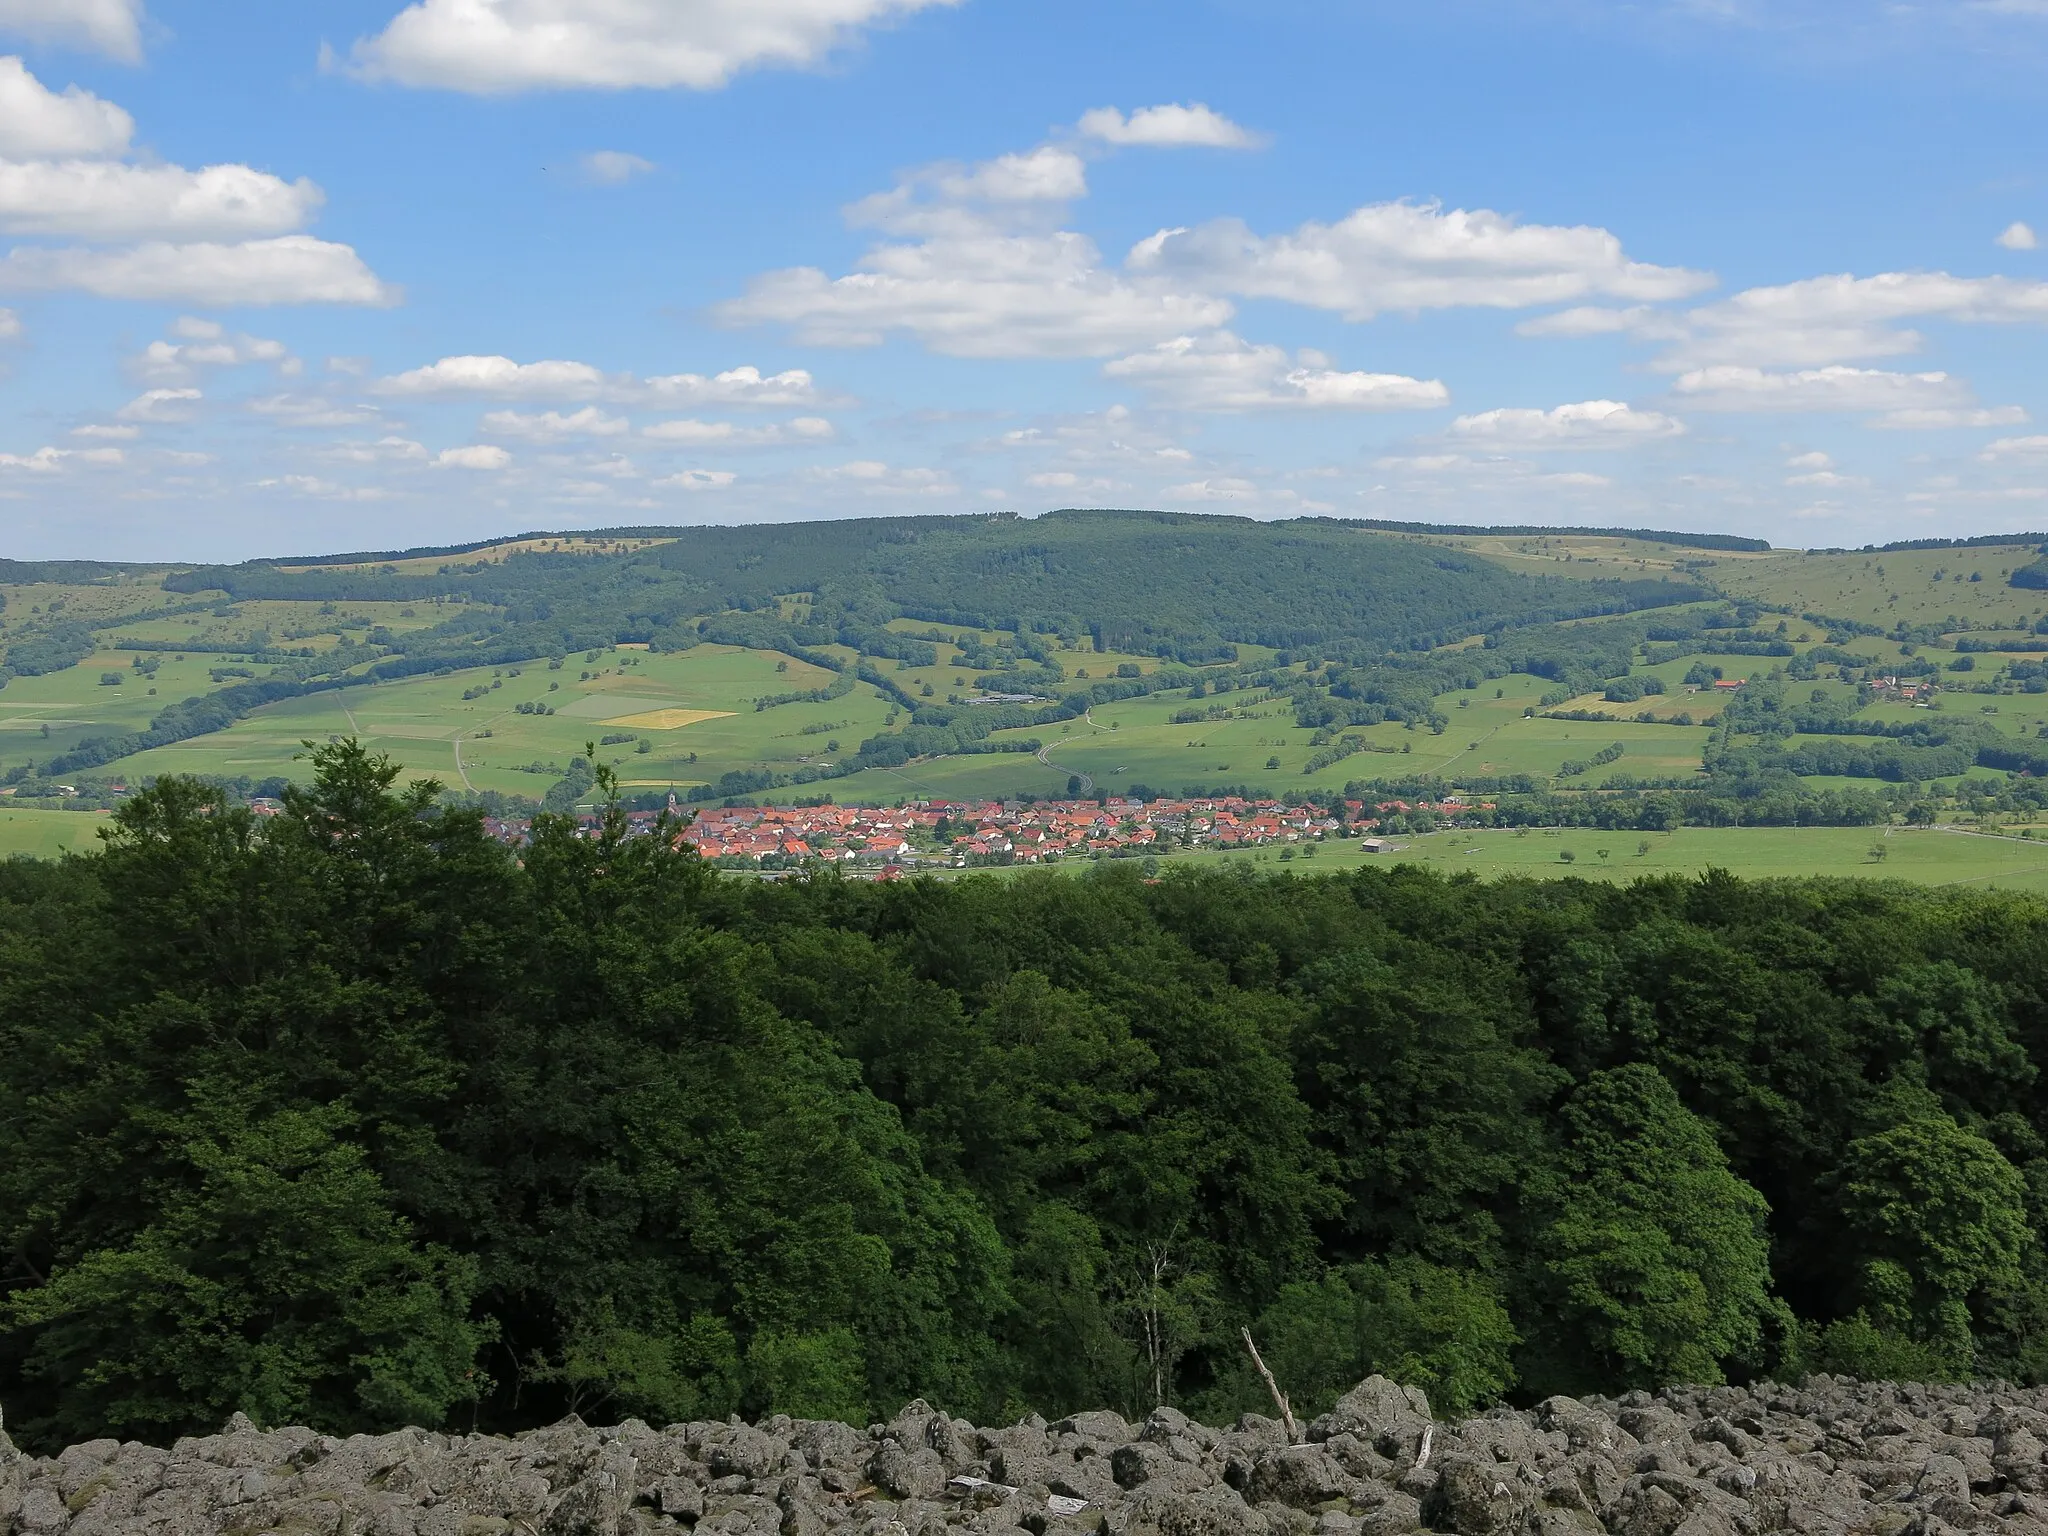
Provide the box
[1835,1115,2030,1361]
[1524,1065,1777,1393]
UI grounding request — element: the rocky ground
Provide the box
[10,1375,2048,1536]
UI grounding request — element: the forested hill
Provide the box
[168,510,1704,660]
[5,743,2048,1451]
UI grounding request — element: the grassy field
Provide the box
[935,825,2048,894]
[1698,544,2048,634]
[0,806,113,858]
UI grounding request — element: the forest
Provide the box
[6,742,2048,1452]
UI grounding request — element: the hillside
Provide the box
[5,513,2048,865]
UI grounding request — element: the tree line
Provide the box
[5,744,2048,1452]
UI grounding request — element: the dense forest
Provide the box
[5,744,2048,1452]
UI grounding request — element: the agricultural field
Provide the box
[117,644,902,797]
[1697,542,2048,634]
[889,824,2048,894]
[0,806,112,858]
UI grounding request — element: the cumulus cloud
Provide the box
[807,458,956,494]
[0,306,16,339]
[1870,405,2029,430]
[137,318,295,380]
[1983,435,2048,457]
[247,393,389,428]
[0,236,396,305]
[1999,221,2039,251]
[1657,272,2048,369]
[347,0,961,93]
[1130,200,1712,320]
[1075,103,1265,150]
[436,443,511,469]
[1448,399,1685,446]
[641,415,833,445]
[641,365,823,406]
[318,436,431,463]
[0,0,144,62]
[0,160,322,239]
[0,56,132,156]
[377,354,609,396]
[115,385,200,421]
[652,468,738,490]
[480,406,631,439]
[257,473,391,501]
[720,227,1232,358]
[1103,331,1448,411]
[580,150,654,185]
[1670,364,1979,412]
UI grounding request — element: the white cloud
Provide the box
[1671,364,1979,412]
[436,444,511,469]
[0,306,16,338]
[1163,476,1261,502]
[318,436,430,463]
[1515,304,1688,340]
[1076,103,1265,150]
[257,473,391,501]
[808,458,956,494]
[641,415,834,444]
[1982,435,2048,457]
[653,468,737,490]
[1999,221,2039,251]
[348,0,961,93]
[0,159,322,239]
[719,227,1232,358]
[0,237,396,305]
[1103,331,1448,411]
[1448,399,1686,446]
[1870,405,2029,429]
[247,393,389,428]
[1660,271,2048,369]
[1787,451,1833,470]
[641,365,823,406]
[137,321,294,380]
[0,0,144,62]
[70,421,135,438]
[116,385,200,421]
[481,406,631,439]
[0,445,66,471]
[376,355,608,396]
[0,57,132,156]
[1025,470,1117,492]
[581,150,654,185]
[1130,200,1712,320]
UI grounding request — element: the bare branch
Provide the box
[1240,1327,1299,1446]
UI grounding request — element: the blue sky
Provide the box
[2,0,2047,559]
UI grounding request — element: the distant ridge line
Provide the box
[243,509,1773,570]
[1811,532,2048,555]
[1332,518,1772,552]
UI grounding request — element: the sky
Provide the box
[2,0,2048,560]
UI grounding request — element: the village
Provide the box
[470,791,1494,873]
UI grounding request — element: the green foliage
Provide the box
[1524,1065,1777,1392]
[1836,1115,2030,1359]
[15,759,2048,1447]
[1210,1258,1517,1421]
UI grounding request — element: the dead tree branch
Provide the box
[1240,1327,1299,1445]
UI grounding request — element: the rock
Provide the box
[1249,1447,1356,1509]
[1421,1455,1532,1536]
[866,1441,946,1501]
[1314,1378,1432,1450]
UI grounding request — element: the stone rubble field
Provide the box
[10,1374,2048,1536]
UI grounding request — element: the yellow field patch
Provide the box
[602,708,736,730]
